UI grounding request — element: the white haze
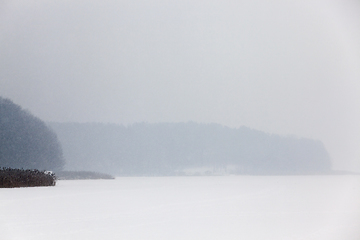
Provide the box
[1,176,360,240]
[0,0,360,171]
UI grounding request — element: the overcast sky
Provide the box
[1,0,359,171]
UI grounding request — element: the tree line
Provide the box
[0,96,332,176]
[49,122,332,175]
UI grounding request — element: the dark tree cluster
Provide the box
[50,122,332,176]
[0,97,64,171]
[0,168,56,188]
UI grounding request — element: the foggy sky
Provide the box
[0,0,359,171]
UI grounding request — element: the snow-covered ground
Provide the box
[1,176,360,240]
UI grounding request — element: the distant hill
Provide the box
[48,122,332,176]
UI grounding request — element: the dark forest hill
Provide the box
[0,97,64,171]
[48,122,332,176]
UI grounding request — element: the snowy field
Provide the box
[1,176,360,240]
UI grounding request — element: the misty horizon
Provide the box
[49,121,333,176]
[1,0,359,172]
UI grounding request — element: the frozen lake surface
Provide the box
[1,176,360,240]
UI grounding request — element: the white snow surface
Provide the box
[1,176,360,240]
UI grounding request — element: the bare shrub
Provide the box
[0,168,56,188]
